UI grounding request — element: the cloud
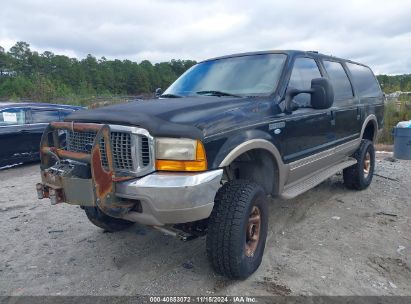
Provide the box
[1,0,410,74]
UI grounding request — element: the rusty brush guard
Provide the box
[38,122,134,218]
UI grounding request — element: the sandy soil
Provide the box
[0,153,410,296]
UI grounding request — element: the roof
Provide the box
[0,102,83,110]
[201,50,368,67]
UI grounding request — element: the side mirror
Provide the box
[154,88,163,98]
[284,77,334,114]
[310,78,334,109]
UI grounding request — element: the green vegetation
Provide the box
[0,42,196,105]
[1,41,411,145]
[377,75,411,93]
[379,99,411,144]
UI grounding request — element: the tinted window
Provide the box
[323,61,353,100]
[346,63,381,98]
[32,109,60,123]
[288,57,321,105]
[0,108,26,125]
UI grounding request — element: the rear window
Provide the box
[32,109,60,123]
[323,61,353,100]
[346,63,381,98]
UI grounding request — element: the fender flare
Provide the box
[218,139,288,194]
[360,114,378,142]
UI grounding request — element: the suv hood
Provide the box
[66,96,275,139]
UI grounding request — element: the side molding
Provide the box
[218,139,288,194]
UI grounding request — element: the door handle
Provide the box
[356,107,361,120]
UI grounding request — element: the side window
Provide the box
[0,108,26,125]
[288,57,321,106]
[346,63,381,98]
[32,109,60,123]
[323,61,353,101]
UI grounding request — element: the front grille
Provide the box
[65,128,151,173]
[140,136,150,166]
[100,132,133,170]
[66,131,96,154]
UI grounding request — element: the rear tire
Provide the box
[84,206,134,232]
[343,139,375,190]
[206,180,268,279]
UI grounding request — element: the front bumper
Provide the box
[36,121,222,226]
[117,170,223,225]
[38,168,223,226]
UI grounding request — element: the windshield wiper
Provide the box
[160,93,182,98]
[196,90,241,97]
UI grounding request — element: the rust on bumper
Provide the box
[38,122,134,218]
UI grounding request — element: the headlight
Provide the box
[155,138,207,171]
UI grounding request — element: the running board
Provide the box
[281,158,357,199]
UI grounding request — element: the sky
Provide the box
[1,0,411,75]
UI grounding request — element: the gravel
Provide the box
[0,153,410,296]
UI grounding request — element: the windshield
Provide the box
[163,53,287,97]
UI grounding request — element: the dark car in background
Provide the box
[0,102,83,167]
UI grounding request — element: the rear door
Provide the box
[322,60,361,142]
[0,107,30,165]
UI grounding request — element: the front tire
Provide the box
[343,139,375,190]
[84,206,134,232]
[206,180,268,279]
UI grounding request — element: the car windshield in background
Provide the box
[163,53,287,97]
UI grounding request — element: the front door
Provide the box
[27,108,61,157]
[283,57,334,161]
[0,108,31,166]
[282,57,336,184]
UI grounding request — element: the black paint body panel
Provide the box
[63,50,384,170]
[0,103,82,167]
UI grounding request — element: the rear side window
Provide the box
[32,109,60,123]
[288,57,321,105]
[323,61,353,100]
[0,108,26,125]
[346,63,381,98]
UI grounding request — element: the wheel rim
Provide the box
[364,151,371,178]
[245,205,261,257]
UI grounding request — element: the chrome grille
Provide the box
[100,132,133,170]
[65,127,152,175]
[140,136,150,166]
[66,131,96,153]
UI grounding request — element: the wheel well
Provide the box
[223,149,279,196]
[363,121,376,142]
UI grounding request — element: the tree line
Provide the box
[0,41,196,102]
[377,74,411,94]
[1,41,411,104]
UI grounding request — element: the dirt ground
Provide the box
[0,153,410,296]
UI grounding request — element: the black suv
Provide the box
[36,50,384,279]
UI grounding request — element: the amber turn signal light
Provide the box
[155,140,207,172]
